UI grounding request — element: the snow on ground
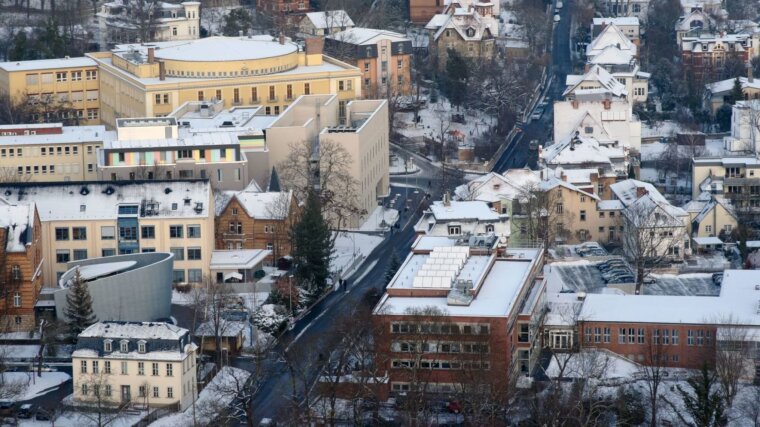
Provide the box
[3,372,70,401]
[544,350,640,380]
[640,138,728,162]
[0,345,41,360]
[171,290,196,306]
[20,411,146,427]
[331,232,383,277]
[641,120,687,138]
[389,155,419,174]
[359,206,399,232]
[239,291,270,313]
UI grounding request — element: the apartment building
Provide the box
[0,57,101,125]
[0,181,214,286]
[72,322,198,410]
[681,32,758,83]
[326,28,413,97]
[265,95,389,228]
[693,155,760,199]
[86,36,362,127]
[683,194,737,238]
[297,10,354,37]
[719,100,760,154]
[96,1,200,49]
[256,0,311,14]
[0,200,42,331]
[425,2,498,69]
[414,196,510,239]
[0,123,108,182]
[586,24,637,62]
[373,238,545,396]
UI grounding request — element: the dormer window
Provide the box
[485,224,495,233]
[104,339,112,352]
[120,339,129,353]
[466,28,476,37]
[138,340,147,353]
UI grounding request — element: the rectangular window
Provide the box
[170,225,183,238]
[152,362,159,376]
[286,84,293,99]
[92,361,99,374]
[628,328,635,344]
[216,89,222,100]
[73,249,88,261]
[187,225,201,238]
[197,91,204,101]
[153,387,160,398]
[139,386,146,398]
[173,270,185,283]
[102,248,116,257]
[339,80,345,91]
[188,269,202,282]
[687,330,694,345]
[86,70,97,80]
[56,72,67,82]
[580,210,587,221]
[72,227,87,240]
[81,360,87,374]
[638,328,645,344]
[55,227,69,241]
[56,250,70,263]
[105,361,111,374]
[672,329,679,345]
[121,361,128,374]
[187,247,201,260]
[119,226,137,241]
[105,385,112,396]
[167,387,173,398]
[618,328,625,344]
[304,83,310,95]
[141,226,155,239]
[81,384,88,396]
[170,247,185,261]
[166,363,173,376]
[604,327,611,343]
[138,362,145,375]
[269,86,275,100]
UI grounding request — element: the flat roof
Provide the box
[105,132,239,150]
[0,56,97,72]
[210,249,271,270]
[0,126,112,146]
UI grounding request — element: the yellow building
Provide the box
[0,181,215,286]
[0,57,101,125]
[0,123,110,182]
[87,35,363,127]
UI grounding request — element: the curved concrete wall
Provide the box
[54,252,174,323]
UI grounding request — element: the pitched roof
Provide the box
[216,188,293,219]
[563,65,627,98]
[588,45,635,66]
[0,199,35,252]
[326,27,409,45]
[79,321,187,341]
[427,9,498,42]
[586,24,637,58]
[303,10,354,29]
[705,76,760,95]
[541,132,625,167]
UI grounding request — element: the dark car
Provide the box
[17,404,33,419]
[0,401,14,416]
[35,409,52,421]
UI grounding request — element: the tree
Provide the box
[199,366,255,427]
[637,331,671,426]
[721,55,747,81]
[513,180,573,250]
[384,250,401,286]
[729,77,744,105]
[736,386,760,426]
[264,190,296,263]
[713,316,752,406]
[71,371,129,427]
[443,49,469,111]
[716,104,733,132]
[64,268,96,338]
[291,191,333,306]
[222,8,255,36]
[665,364,725,427]
[200,277,235,367]
[644,0,682,67]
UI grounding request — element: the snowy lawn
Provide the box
[19,411,146,427]
[3,372,70,401]
[389,155,419,175]
[331,232,384,277]
[396,99,495,149]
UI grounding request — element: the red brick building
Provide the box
[0,201,43,331]
[372,236,545,399]
[410,0,442,24]
[256,0,310,15]
[680,33,756,83]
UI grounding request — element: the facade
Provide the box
[96,1,200,49]
[692,155,760,199]
[265,95,389,228]
[297,10,354,37]
[256,0,311,14]
[425,3,498,69]
[373,240,545,396]
[72,321,198,410]
[414,196,510,239]
[86,36,362,127]
[215,186,296,261]
[0,200,43,331]
[591,17,640,44]
[0,57,101,125]
[704,76,760,114]
[683,195,737,238]
[325,28,413,97]
[410,0,441,24]
[53,252,173,323]
[599,0,649,21]
[0,181,214,286]
[680,33,758,83]
[722,100,760,153]
[0,123,108,182]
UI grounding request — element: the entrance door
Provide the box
[121,385,131,403]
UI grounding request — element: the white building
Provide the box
[591,17,640,43]
[72,322,198,411]
[675,9,715,45]
[722,100,760,153]
[297,10,355,37]
[414,195,510,239]
[553,96,642,151]
[540,132,629,178]
[586,24,637,62]
[96,1,200,48]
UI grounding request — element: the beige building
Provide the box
[297,10,355,37]
[0,181,214,286]
[72,322,198,411]
[425,2,498,69]
[87,36,362,128]
[97,1,201,49]
[0,57,101,125]
[683,195,737,238]
[265,94,389,227]
[704,77,760,114]
[0,123,109,182]
[692,156,760,199]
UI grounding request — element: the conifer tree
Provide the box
[291,191,333,306]
[384,251,401,286]
[729,77,744,105]
[667,364,725,427]
[64,267,96,337]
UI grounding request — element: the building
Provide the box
[264,95,389,228]
[682,194,737,238]
[215,184,296,261]
[86,36,362,127]
[591,17,640,44]
[704,76,760,113]
[414,195,510,239]
[599,0,649,21]
[692,155,760,199]
[410,0,441,24]
[96,1,200,49]
[373,239,545,396]
[540,132,630,179]
[586,24,637,62]
[680,32,758,83]
[0,123,109,182]
[425,2,498,69]
[578,269,760,375]
[0,180,214,286]
[675,9,715,45]
[0,57,101,125]
[722,100,760,153]
[297,10,354,37]
[72,321,198,410]
[257,0,311,15]
[0,200,42,331]
[53,252,174,323]
[564,64,647,105]
[553,96,642,151]
[209,249,270,285]
[325,28,413,97]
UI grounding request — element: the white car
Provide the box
[556,1,563,8]
[553,14,561,22]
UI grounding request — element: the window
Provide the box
[604,327,611,343]
[269,86,275,100]
[188,269,202,282]
[87,109,99,120]
[139,385,146,398]
[170,225,183,238]
[138,341,146,353]
[687,330,694,345]
[153,387,160,398]
[13,293,20,307]
[102,248,116,257]
[672,329,679,345]
[73,249,88,261]
[339,80,345,91]
[638,328,645,344]
[141,226,155,239]
[197,90,204,101]
[118,205,138,215]
[173,270,186,283]
[120,340,129,352]
[166,364,173,376]
[448,225,461,235]
[105,361,111,374]
[167,387,173,398]
[286,84,293,99]
[56,72,67,82]
[121,361,128,374]
[55,227,69,241]
[56,250,70,263]
[697,330,705,346]
[92,361,99,374]
[580,210,586,221]
[594,327,601,343]
[556,203,563,214]
[653,329,660,344]
[152,362,159,376]
[81,384,88,396]
[81,360,87,374]
[119,225,137,241]
[170,247,184,261]
[138,362,145,375]
[216,89,222,100]
[187,225,201,238]
[72,227,87,240]
[618,328,626,344]
[86,70,97,80]
[233,88,240,103]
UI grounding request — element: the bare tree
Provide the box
[637,329,670,427]
[737,386,760,427]
[201,366,255,427]
[513,180,574,249]
[196,277,236,367]
[713,316,752,407]
[71,371,129,427]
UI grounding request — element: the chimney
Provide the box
[443,192,451,207]
[305,37,324,55]
[278,32,285,45]
[636,186,648,198]
[239,30,244,37]
[572,100,579,109]
[584,63,590,73]
[603,99,611,110]
[158,61,166,81]
[748,62,754,83]
[147,47,155,64]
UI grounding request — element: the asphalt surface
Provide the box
[492,0,574,172]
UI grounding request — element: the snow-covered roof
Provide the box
[563,65,627,98]
[537,177,599,201]
[588,45,635,66]
[692,236,723,245]
[0,56,97,72]
[454,170,538,203]
[675,9,713,32]
[609,179,667,206]
[0,180,211,221]
[426,9,499,42]
[105,131,239,150]
[597,200,624,210]
[327,27,409,45]
[705,76,760,95]
[0,125,111,147]
[623,193,688,227]
[593,17,639,27]
[215,189,293,219]
[429,200,500,221]
[693,155,760,167]
[76,261,137,282]
[303,10,354,29]
[579,269,760,325]
[0,200,35,252]
[586,24,637,58]
[692,196,735,224]
[146,36,297,62]
[210,249,270,270]
[542,132,625,167]
[195,319,247,337]
[79,321,188,340]
[681,32,753,53]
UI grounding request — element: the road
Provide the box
[244,185,428,424]
[492,0,574,172]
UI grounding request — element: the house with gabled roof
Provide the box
[683,193,737,240]
[425,2,498,69]
[586,24,637,63]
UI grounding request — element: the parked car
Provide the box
[553,13,561,22]
[17,404,33,419]
[35,409,52,421]
[0,402,14,416]
[607,275,635,284]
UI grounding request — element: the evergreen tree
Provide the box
[669,364,725,427]
[384,250,401,286]
[64,267,96,337]
[9,32,30,61]
[443,49,469,110]
[222,8,254,37]
[291,191,333,306]
[728,77,744,105]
